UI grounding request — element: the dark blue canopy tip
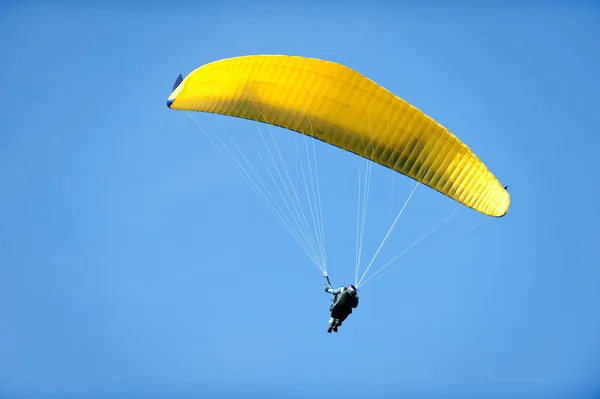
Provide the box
[172,74,183,91]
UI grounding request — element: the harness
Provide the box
[325,275,358,313]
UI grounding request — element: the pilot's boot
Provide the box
[327,317,334,333]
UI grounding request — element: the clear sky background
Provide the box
[1,1,599,398]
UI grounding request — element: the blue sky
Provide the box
[1,1,599,398]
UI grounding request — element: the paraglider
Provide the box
[324,275,359,333]
[166,54,510,333]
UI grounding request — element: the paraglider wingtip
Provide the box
[167,74,184,108]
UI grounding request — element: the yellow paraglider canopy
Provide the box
[167,54,509,217]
